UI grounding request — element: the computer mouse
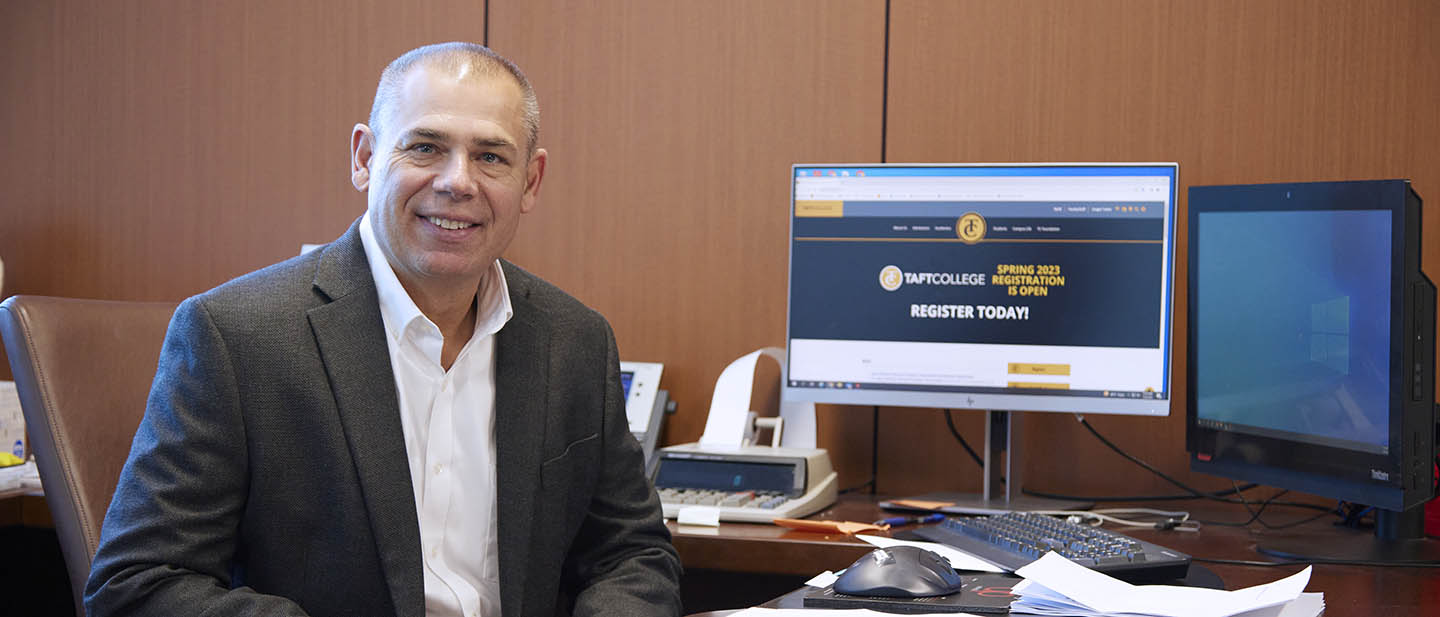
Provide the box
[833,546,964,598]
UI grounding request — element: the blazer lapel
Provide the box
[495,262,550,617]
[308,222,424,617]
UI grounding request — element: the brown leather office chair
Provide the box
[0,296,176,615]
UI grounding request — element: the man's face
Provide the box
[351,64,545,294]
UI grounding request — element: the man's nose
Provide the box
[434,154,477,200]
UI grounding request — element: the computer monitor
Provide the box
[784,163,1178,413]
[783,163,1179,509]
[1187,179,1438,562]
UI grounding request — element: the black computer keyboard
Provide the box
[912,512,1192,582]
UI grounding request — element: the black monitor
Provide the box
[1187,179,1438,562]
[783,163,1179,510]
[784,163,1179,414]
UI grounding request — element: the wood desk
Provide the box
[668,494,1439,616]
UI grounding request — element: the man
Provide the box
[85,42,682,617]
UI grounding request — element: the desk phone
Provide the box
[620,361,667,471]
[652,443,838,523]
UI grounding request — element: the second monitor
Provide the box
[783,163,1179,509]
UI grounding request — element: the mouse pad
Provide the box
[801,574,1019,614]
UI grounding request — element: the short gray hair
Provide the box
[368,42,540,155]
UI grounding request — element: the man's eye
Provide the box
[480,152,504,164]
[412,143,439,154]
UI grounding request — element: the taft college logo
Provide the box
[879,265,904,291]
[957,211,987,244]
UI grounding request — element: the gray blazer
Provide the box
[85,220,682,617]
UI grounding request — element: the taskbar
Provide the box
[786,380,1164,400]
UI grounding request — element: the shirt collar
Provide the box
[359,213,514,349]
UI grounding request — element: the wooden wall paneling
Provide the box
[3,0,1435,503]
[488,0,888,469]
[0,0,489,378]
[884,0,1440,498]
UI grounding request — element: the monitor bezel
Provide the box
[781,162,1180,416]
[1185,179,1424,510]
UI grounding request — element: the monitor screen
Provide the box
[783,163,1179,415]
[1193,209,1392,454]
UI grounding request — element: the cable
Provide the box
[1028,509,1202,532]
[1072,415,1344,515]
[1193,555,1440,568]
[870,405,879,495]
[943,409,986,469]
[1022,484,1262,503]
[945,410,1267,502]
[942,410,1344,526]
[842,406,882,495]
[1075,414,1211,498]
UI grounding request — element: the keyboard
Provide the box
[912,512,1192,582]
[659,487,791,508]
[658,487,819,523]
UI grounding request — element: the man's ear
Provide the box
[351,124,375,191]
[520,148,548,214]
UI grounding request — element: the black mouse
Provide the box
[833,545,965,598]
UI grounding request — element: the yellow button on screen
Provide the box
[795,200,844,217]
[1008,382,1070,390]
[1007,363,1071,376]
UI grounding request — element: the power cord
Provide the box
[1197,481,1339,529]
[1029,508,1202,532]
[1022,484,1264,503]
[840,406,881,495]
[1070,414,1338,516]
[1192,555,1440,568]
[941,409,1345,528]
[942,409,1200,531]
[1072,414,1215,499]
[943,409,989,474]
[944,409,1283,503]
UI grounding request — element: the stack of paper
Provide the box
[0,458,41,494]
[1012,552,1323,617]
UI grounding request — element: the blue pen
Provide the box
[874,513,945,527]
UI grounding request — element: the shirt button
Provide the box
[434,463,444,475]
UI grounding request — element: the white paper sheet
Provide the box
[856,534,1006,573]
[730,608,982,617]
[700,347,818,449]
[0,459,39,493]
[1270,593,1324,617]
[676,506,721,527]
[700,349,766,448]
[760,347,817,448]
[1012,552,1311,617]
[805,570,840,588]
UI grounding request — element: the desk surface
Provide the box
[668,494,1439,617]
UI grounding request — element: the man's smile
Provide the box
[424,215,478,230]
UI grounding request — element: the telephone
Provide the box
[620,361,669,473]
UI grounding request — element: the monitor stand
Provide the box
[887,410,1091,514]
[1256,505,1440,564]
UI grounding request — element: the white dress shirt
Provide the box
[360,214,513,617]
